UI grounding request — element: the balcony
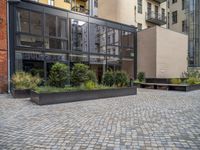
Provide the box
[72,6,89,14]
[146,11,166,26]
[153,0,167,4]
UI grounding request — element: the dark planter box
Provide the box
[168,84,200,92]
[12,89,31,98]
[31,87,137,105]
[139,83,200,92]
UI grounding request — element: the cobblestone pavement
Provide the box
[0,89,200,150]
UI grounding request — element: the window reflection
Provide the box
[44,38,67,50]
[89,24,106,54]
[90,55,106,83]
[58,18,67,38]
[15,51,45,78]
[45,14,56,36]
[17,34,43,48]
[17,9,29,33]
[30,11,42,35]
[71,19,88,52]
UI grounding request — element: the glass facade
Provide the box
[10,1,136,83]
[186,0,200,67]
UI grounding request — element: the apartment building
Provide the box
[98,0,167,30]
[31,0,98,16]
[168,0,200,68]
[167,0,187,34]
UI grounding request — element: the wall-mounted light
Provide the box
[0,18,3,24]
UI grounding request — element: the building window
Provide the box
[147,2,151,13]
[94,0,98,8]
[182,0,185,10]
[64,0,70,3]
[138,0,142,14]
[162,8,165,20]
[17,9,30,33]
[45,14,56,36]
[71,19,88,52]
[89,24,106,54]
[167,12,170,28]
[30,11,42,35]
[172,11,177,24]
[182,20,186,32]
[137,23,142,31]
[155,6,158,19]
[172,0,177,4]
[48,0,54,6]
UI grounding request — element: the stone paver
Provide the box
[0,89,200,150]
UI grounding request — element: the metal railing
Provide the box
[146,11,166,24]
[71,6,89,14]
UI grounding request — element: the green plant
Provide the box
[48,62,69,88]
[137,72,145,82]
[182,70,200,79]
[186,77,200,85]
[84,81,96,90]
[115,71,129,87]
[102,71,115,86]
[86,70,97,83]
[170,78,182,84]
[71,63,89,86]
[12,72,41,90]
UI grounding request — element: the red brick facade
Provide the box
[0,0,8,93]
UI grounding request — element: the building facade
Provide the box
[167,0,187,33]
[168,0,200,68]
[0,0,136,93]
[98,0,167,30]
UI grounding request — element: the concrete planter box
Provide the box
[12,89,31,98]
[31,87,137,105]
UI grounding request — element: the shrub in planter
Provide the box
[170,78,182,84]
[84,80,96,90]
[137,72,145,82]
[102,71,115,87]
[48,62,69,88]
[186,77,200,85]
[87,70,97,83]
[71,63,89,86]
[12,72,41,90]
[115,71,129,87]
[182,70,200,79]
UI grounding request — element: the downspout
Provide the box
[7,1,10,93]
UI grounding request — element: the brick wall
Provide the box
[0,0,8,93]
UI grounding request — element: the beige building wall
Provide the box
[138,26,188,78]
[137,27,157,78]
[98,0,167,29]
[168,0,186,33]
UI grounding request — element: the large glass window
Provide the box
[121,31,134,58]
[30,11,42,35]
[107,56,121,71]
[89,24,106,54]
[58,18,67,38]
[44,38,67,50]
[71,19,88,52]
[90,55,106,83]
[15,51,45,78]
[17,9,30,33]
[107,28,121,56]
[45,14,56,36]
